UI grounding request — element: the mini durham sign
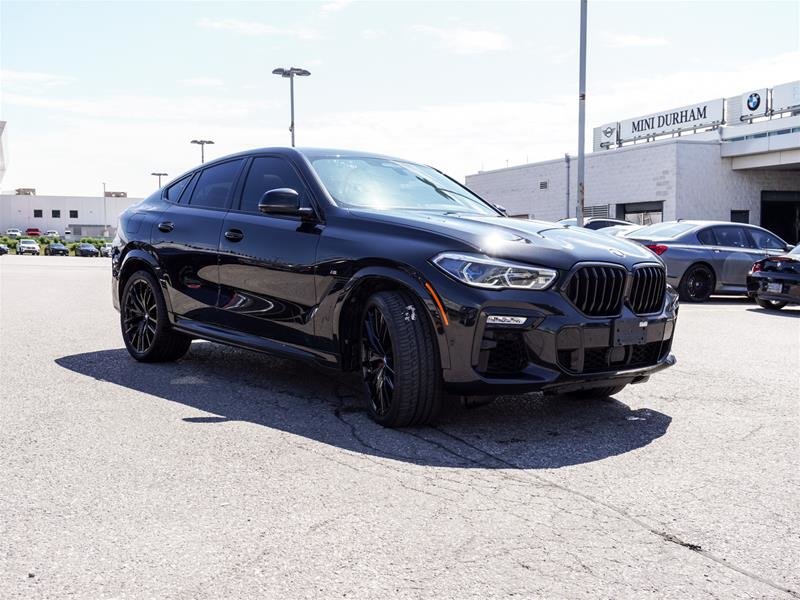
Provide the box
[619,98,724,141]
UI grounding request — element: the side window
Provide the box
[166,174,192,203]
[697,228,716,245]
[187,160,245,210]
[712,226,753,249]
[240,156,309,214]
[748,228,785,250]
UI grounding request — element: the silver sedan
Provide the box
[624,221,793,302]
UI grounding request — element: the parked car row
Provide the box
[5,228,66,238]
[1,239,108,257]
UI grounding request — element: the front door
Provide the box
[151,159,245,323]
[710,225,765,286]
[217,156,322,349]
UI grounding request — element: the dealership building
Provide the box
[466,80,800,244]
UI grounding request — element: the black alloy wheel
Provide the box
[120,270,191,362]
[361,305,395,419]
[755,297,787,310]
[123,279,158,354]
[359,291,443,427]
[679,264,715,302]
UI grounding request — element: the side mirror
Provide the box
[494,204,508,216]
[786,244,796,252]
[258,188,314,219]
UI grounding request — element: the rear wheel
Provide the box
[755,297,787,310]
[679,264,715,302]
[565,384,627,400]
[360,291,443,427]
[120,270,191,362]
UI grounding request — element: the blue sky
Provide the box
[1,0,798,196]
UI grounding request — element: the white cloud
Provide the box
[178,78,225,87]
[320,0,352,14]
[195,17,318,40]
[411,25,511,55]
[361,28,384,40]
[600,33,669,49]
[1,69,75,87]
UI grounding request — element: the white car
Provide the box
[44,229,60,238]
[5,228,22,238]
[100,243,113,257]
[16,239,41,255]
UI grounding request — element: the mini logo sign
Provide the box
[602,126,615,138]
[747,92,761,111]
[608,248,625,257]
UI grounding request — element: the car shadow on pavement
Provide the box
[745,307,800,317]
[56,344,671,470]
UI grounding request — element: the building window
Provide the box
[69,210,78,218]
[730,210,749,224]
[52,209,61,218]
[33,209,43,218]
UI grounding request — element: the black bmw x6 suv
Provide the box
[112,147,678,427]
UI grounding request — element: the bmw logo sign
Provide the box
[747,92,761,111]
[603,126,615,138]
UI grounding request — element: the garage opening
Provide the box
[616,201,663,226]
[761,191,800,245]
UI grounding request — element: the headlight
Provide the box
[432,252,557,290]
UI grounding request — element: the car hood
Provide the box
[348,209,657,270]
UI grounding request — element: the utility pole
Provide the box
[565,154,571,219]
[576,0,588,225]
[102,182,108,239]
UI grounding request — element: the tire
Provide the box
[565,384,627,400]
[756,297,787,310]
[360,290,443,427]
[678,264,715,303]
[120,270,191,362]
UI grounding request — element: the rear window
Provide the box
[629,222,696,239]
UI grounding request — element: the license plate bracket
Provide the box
[613,318,649,347]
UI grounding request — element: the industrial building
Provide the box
[466,80,800,244]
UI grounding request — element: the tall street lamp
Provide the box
[151,172,168,187]
[575,0,588,226]
[272,67,311,147]
[191,139,214,163]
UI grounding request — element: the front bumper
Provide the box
[429,272,679,395]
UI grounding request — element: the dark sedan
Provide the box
[44,242,69,256]
[747,245,800,310]
[112,147,678,427]
[75,243,100,257]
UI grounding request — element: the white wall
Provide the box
[0,194,142,236]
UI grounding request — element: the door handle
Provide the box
[224,229,244,242]
[158,221,174,233]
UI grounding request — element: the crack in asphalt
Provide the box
[332,410,799,599]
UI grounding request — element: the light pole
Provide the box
[151,172,168,187]
[191,139,214,163]
[102,182,108,239]
[576,0,588,226]
[272,67,311,147]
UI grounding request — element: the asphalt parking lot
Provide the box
[1,255,798,599]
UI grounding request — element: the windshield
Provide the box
[626,222,696,239]
[310,157,498,216]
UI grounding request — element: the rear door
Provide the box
[151,159,246,323]
[216,155,322,348]
[710,225,765,286]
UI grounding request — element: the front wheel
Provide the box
[679,264,715,302]
[756,297,787,310]
[120,270,191,362]
[360,291,443,427]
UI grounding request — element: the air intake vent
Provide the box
[539,180,548,190]
[628,265,666,314]
[565,266,626,316]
